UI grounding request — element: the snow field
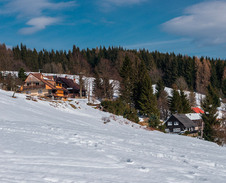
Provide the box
[0,89,226,183]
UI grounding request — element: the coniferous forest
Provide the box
[0,43,225,96]
[0,43,226,143]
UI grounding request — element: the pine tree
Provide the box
[168,89,181,114]
[156,79,164,99]
[148,114,160,128]
[137,70,159,117]
[180,90,191,113]
[18,68,27,81]
[201,85,220,141]
[120,56,134,107]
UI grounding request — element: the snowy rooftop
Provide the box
[186,113,202,120]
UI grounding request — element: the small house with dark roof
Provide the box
[165,114,198,133]
[20,73,67,98]
[56,76,86,98]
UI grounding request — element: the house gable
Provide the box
[165,115,185,133]
[165,114,197,133]
[25,74,42,84]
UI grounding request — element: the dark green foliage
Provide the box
[180,91,191,113]
[168,89,181,114]
[168,90,191,114]
[137,71,159,117]
[223,79,226,97]
[201,85,220,142]
[18,68,27,81]
[0,43,224,99]
[101,100,139,123]
[148,114,160,128]
[156,79,164,99]
[119,56,135,106]
[127,60,160,118]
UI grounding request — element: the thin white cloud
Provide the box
[0,0,76,34]
[125,38,190,49]
[0,0,76,18]
[103,0,146,6]
[19,17,60,35]
[100,0,147,10]
[162,1,226,45]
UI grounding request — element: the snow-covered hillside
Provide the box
[0,90,226,183]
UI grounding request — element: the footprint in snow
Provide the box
[139,166,150,172]
[126,158,134,164]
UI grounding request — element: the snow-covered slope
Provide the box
[0,90,226,183]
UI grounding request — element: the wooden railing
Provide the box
[22,85,45,90]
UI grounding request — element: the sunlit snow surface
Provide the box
[0,90,226,183]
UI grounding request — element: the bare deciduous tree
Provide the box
[149,68,163,84]
[175,76,188,91]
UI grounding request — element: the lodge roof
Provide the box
[56,77,85,91]
[30,73,66,91]
[172,114,197,128]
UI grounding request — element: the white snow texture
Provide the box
[0,89,226,183]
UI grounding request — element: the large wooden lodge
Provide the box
[20,73,85,99]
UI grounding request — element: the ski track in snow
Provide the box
[0,90,226,183]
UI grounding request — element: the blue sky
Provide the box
[1,0,226,59]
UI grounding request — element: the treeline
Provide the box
[0,43,225,96]
[1,43,225,143]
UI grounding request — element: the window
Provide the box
[36,82,39,86]
[38,90,42,94]
[26,91,31,94]
[174,121,179,126]
[168,121,172,126]
[165,129,169,133]
[27,82,31,86]
[173,128,181,133]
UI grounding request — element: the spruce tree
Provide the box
[201,85,220,141]
[168,89,181,114]
[120,56,134,107]
[18,68,27,81]
[180,90,191,113]
[156,79,164,99]
[137,69,159,117]
[148,113,160,128]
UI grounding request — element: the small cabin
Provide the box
[165,114,198,133]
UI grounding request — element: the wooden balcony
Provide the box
[22,85,45,90]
